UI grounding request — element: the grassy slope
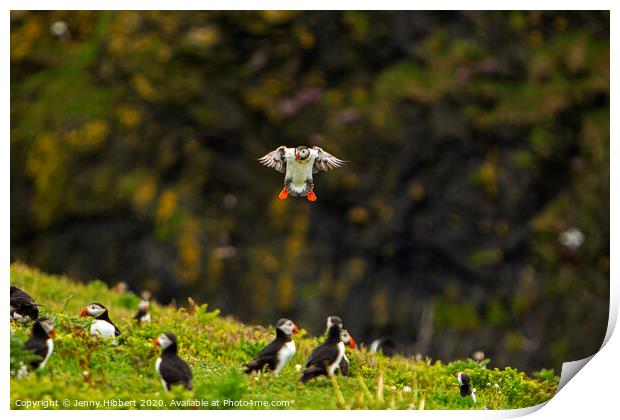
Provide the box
[10,263,559,410]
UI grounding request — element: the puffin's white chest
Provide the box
[39,339,54,369]
[274,340,296,376]
[155,357,169,391]
[285,157,315,188]
[328,342,345,376]
[90,319,116,339]
[139,313,151,323]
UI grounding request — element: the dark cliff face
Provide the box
[10,11,609,372]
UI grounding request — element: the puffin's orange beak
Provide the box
[153,337,160,347]
[295,150,299,160]
[348,337,357,349]
[79,307,88,317]
[293,324,299,334]
[49,328,56,338]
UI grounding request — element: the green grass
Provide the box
[10,263,558,410]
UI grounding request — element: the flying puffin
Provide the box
[79,303,121,340]
[258,145,346,201]
[10,286,42,322]
[243,318,299,376]
[339,329,357,376]
[457,372,476,402]
[154,332,193,391]
[300,320,344,382]
[24,318,55,370]
[133,299,151,325]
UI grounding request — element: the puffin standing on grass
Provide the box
[243,318,299,376]
[324,315,355,376]
[300,319,344,382]
[154,332,193,391]
[10,286,42,322]
[79,303,121,340]
[259,145,346,202]
[133,299,151,326]
[457,372,476,402]
[370,337,397,357]
[24,318,55,370]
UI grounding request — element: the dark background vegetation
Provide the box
[10,11,609,373]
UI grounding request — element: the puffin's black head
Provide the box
[276,318,299,336]
[294,146,311,162]
[326,315,343,330]
[79,302,108,318]
[33,318,56,338]
[326,322,342,343]
[154,332,178,351]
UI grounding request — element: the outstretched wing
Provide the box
[312,146,346,173]
[258,146,288,173]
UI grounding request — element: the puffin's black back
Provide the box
[10,286,39,320]
[301,324,342,382]
[243,323,292,373]
[24,319,51,368]
[159,333,192,390]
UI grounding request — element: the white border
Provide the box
[3,3,617,420]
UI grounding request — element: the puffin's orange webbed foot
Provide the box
[306,191,317,202]
[278,188,289,200]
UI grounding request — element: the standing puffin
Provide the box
[457,372,476,402]
[243,318,299,376]
[258,145,346,201]
[133,299,151,325]
[300,321,344,382]
[370,337,397,357]
[24,318,55,370]
[324,315,354,376]
[154,332,193,391]
[339,329,357,376]
[79,303,121,340]
[10,286,42,322]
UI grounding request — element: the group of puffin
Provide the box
[11,285,475,401]
[243,315,357,382]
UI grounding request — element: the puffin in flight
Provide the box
[154,332,193,391]
[243,318,299,376]
[24,318,55,370]
[80,303,121,341]
[300,318,345,382]
[10,286,42,322]
[258,145,346,201]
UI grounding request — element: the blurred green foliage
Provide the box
[10,11,609,372]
